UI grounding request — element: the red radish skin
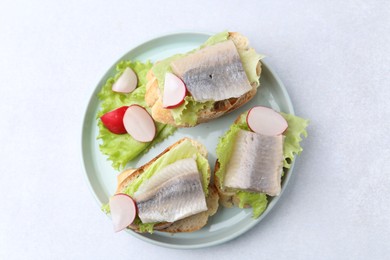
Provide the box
[246,106,288,136]
[163,72,187,109]
[165,97,186,109]
[100,106,129,134]
[109,193,137,232]
[112,67,138,93]
[123,105,156,142]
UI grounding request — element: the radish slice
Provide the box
[109,194,137,232]
[123,105,156,142]
[112,67,138,93]
[246,106,288,136]
[163,72,187,108]
[100,106,128,134]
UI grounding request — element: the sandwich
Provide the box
[103,138,219,233]
[145,31,264,127]
[214,106,308,218]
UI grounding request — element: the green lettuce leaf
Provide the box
[200,31,229,47]
[133,218,155,233]
[151,31,263,126]
[101,203,110,214]
[97,60,176,170]
[236,191,268,218]
[97,61,152,112]
[215,110,308,218]
[280,112,309,168]
[170,96,214,126]
[238,47,264,85]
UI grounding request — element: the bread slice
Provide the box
[145,32,262,127]
[115,138,219,233]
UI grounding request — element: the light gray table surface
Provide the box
[1,0,389,259]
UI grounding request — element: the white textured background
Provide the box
[1,0,389,259]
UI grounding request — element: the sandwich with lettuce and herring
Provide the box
[214,106,308,218]
[103,138,219,233]
[145,31,264,127]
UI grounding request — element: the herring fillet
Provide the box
[136,172,207,223]
[170,40,252,102]
[134,158,200,197]
[133,158,207,223]
[224,130,284,196]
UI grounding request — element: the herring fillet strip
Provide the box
[224,130,284,196]
[133,158,207,223]
[134,158,199,198]
[170,40,252,102]
[136,171,207,223]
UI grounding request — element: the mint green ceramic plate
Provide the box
[81,32,295,249]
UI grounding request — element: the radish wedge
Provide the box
[109,194,137,232]
[112,67,138,93]
[162,72,187,108]
[246,106,288,136]
[123,105,156,142]
[100,106,128,134]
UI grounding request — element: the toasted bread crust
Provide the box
[145,32,262,127]
[115,138,219,233]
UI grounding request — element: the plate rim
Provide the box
[80,32,296,249]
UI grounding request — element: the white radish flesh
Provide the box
[112,67,138,93]
[123,105,156,142]
[246,106,288,136]
[163,72,187,108]
[109,193,137,232]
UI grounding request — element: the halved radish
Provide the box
[163,72,187,108]
[100,106,128,134]
[123,105,156,142]
[112,67,138,93]
[109,193,137,232]
[246,106,288,136]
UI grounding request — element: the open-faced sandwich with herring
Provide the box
[102,138,219,233]
[214,106,308,218]
[145,31,264,127]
